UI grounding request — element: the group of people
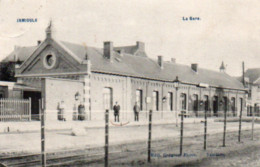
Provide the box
[57,100,86,121]
[113,101,140,122]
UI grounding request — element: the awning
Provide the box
[13,84,40,91]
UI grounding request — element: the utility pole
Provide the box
[252,105,255,140]
[147,110,153,163]
[204,102,207,150]
[105,110,109,167]
[180,111,184,155]
[40,99,46,167]
[242,62,245,86]
[223,100,227,147]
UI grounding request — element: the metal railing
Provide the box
[0,98,31,122]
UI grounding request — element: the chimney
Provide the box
[171,58,176,63]
[158,55,163,68]
[37,40,41,45]
[104,41,113,61]
[191,63,198,72]
[136,41,145,52]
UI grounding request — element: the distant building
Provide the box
[1,24,247,121]
[237,68,260,116]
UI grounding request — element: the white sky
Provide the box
[0,0,260,76]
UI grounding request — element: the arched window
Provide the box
[231,97,236,116]
[180,93,187,110]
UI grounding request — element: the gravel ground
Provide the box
[0,121,259,167]
[3,121,257,154]
[104,129,260,167]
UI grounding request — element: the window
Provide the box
[0,92,3,99]
[153,91,159,111]
[168,92,173,111]
[192,94,199,112]
[239,98,243,114]
[103,87,113,110]
[231,97,236,116]
[223,97,228,112]
[43,53,56,69]
[204,95,209,111]
[136,90,143,110]
[180,93,187,110]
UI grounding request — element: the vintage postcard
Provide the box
[0,0,259,166]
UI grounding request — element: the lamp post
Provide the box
[173,76,180,127]
[75,92,80,101]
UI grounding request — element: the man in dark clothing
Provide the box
[133,102,140,121]
[113,101,120,122]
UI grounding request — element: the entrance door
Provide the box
[213,96,218,116]
[23,91,41,120]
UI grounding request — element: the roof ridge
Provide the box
[60,40,102,49]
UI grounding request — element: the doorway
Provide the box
[213,96,218,116]
[23,91,41,120]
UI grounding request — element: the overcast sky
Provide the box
[0,0,259,76]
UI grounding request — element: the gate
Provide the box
[0,98,31,122]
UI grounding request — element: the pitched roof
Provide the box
[244,68,260,83]
[2,46,38,62]
[1,39,245,90]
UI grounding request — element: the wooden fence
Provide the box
[0,98,31,122]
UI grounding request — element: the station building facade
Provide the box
[2,26,247,121]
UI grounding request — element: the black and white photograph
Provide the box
[0,0,260,166]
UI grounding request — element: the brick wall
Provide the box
[90,73,129,120]
[43,78,84,121]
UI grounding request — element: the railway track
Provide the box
[0,128,259,167]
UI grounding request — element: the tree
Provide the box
[0,62,16,81]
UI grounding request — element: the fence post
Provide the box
[148,110,152,163]
[29,98,31,121]
[204,109,207,150]
[223,108,227,147]
[105,110,109,167]
[252,106,255,140]
[238,105,242,142]
[40,99,46,167]
[180,110,184,155]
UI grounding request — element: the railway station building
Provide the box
[1,25,247,121]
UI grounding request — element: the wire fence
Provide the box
[0,99,259,167]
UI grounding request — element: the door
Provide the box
[103,87,113,110]
[23,91,41,120]
[213,96,218,116]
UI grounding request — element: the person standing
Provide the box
[133,102,140,121]
[57,100,66,121]
[113,101,120,122]
[78,101,85,121]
